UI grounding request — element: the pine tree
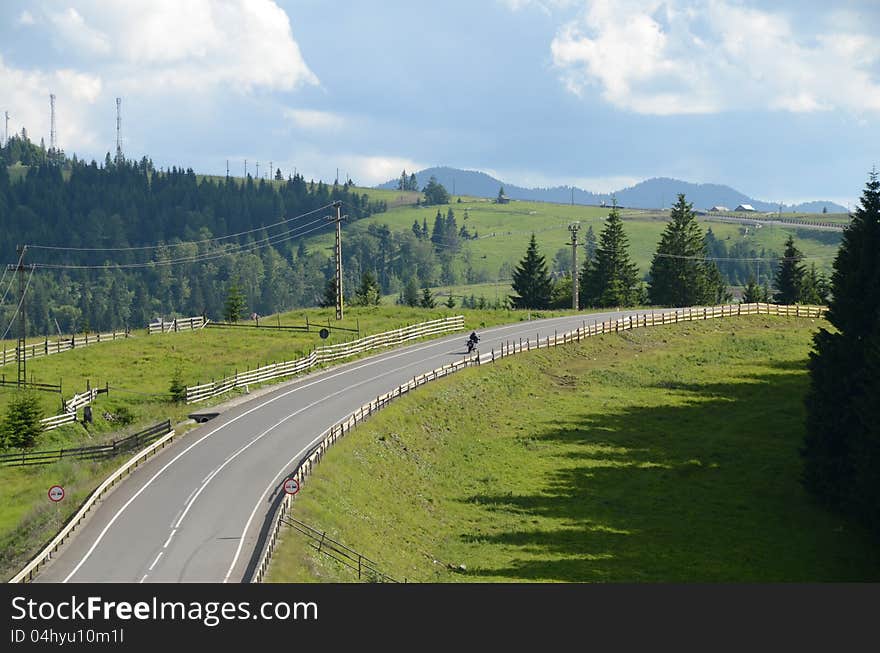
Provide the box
[802,172,880,532]
[401,277,420,307]
[321,277,337,308]
[223,280,247,322]
[742,276,767,303]
[510,234,553,309]
[444,293,456,308]
[648,194,726,307]
[584,225,597,264]
[580,203,641,308]
[1,391,43,450]
[420,287,436,308]
[354,271,381,306]
[774,236,807,303]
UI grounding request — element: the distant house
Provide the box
[709,205,729,212]
[497,194,510,204]
[735,204,757,212]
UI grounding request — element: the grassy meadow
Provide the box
[266,315,879,583]
[307,198,843,287]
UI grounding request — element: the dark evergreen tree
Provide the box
[803,171,880,534]
[321,277,338,308]
[580,203,641,308]
[510,234,553,309]
[742,276,768,303]
[584,225,597,264]
[400,276,420,307]
[648,194,726,306]
[444,293,456,308]
[223,281,247,322]
[422,176,450,205]
[420,287,436,308]
[774,235,807,303]
[1,391,43,450]
[353,271,380,306]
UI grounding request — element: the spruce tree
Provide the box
[401,277,420,307]
[742,276,767,303]
[803,171,880,533]
[584,225,597,264]
[1,391,43,449]
[648,194,725,307]
[420,287,436,308]
[321,277,337,308]
[580,203,641,308]
[510,234,553,309]
[223,281,247,322]
[773,235,807,303]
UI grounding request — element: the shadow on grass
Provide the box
[459,362,880,582]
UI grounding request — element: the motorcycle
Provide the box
[467,337,479,354]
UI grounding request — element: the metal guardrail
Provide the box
[8,422,177,583]
[0,420,173,467]
[186,316,465,404]
[252,302,827,582]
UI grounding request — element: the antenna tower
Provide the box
[49,94,56,151]
[115,97,123,163]
[4,111,8,147]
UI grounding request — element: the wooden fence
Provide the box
[147,315,207,335]
[0,329,131,368]
[252,302,825,582]
[0,420,172,467]
[187,315,465,404]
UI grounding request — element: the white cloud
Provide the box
[284,109,347,131]
[550,0,880,115]
[278,151,426,187]
[0,56,102,151]
[48,7,111,56]
[17,10,35,26]
[41,1,318,93]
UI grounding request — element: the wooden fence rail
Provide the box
[252,302,826,582]
[0,420,173,467]
[187,315,465,404]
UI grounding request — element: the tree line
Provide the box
[510,194,830,310]
[0,139,386,334]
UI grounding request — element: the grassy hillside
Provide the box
[266,315,879,582]
[306,198,841,285]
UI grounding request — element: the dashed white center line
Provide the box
[148,551,163,571]
[139,574,148,583]
[162,529,177,549]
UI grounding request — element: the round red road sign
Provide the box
[48,485,65,502]
[283,477,300,495]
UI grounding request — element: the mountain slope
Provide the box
[378,166,847,213]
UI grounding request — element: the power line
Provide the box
[26,202,336,253]
[30,218,331,270]
[0,249,25,306]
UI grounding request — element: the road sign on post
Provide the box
[48,485,64,502]
[283,477,300,495]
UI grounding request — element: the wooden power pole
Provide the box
[327,201,347,320]
[13,245,29,387]
[568,223,580,311]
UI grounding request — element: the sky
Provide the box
[1,0,878,208]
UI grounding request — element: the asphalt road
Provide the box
[35,309,655,583]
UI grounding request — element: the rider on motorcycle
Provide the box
[467,331,480,352]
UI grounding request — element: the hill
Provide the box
[378,166,848,214]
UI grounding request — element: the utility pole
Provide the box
[327,201,347,320]
[11,246,31,387]
[49,94,56,152]
[115,97,123,164]
[568,223,580,311]
[3,111,8,147]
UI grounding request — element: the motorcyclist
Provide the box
[467,331,480,353]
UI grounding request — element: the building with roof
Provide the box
[735,204,757,212]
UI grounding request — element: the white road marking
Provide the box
[61,311,647,582]
[139,574,148,583]
[162,529,177,549]
[147,551,163,571]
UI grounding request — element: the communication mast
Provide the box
[115,97,123,164]
[49,94,56,151]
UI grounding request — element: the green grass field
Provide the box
[265,315,879,583]
[307,199,842,284]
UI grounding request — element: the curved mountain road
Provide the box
[35,310,654,583]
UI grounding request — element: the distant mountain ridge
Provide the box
[377,166,847,214]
